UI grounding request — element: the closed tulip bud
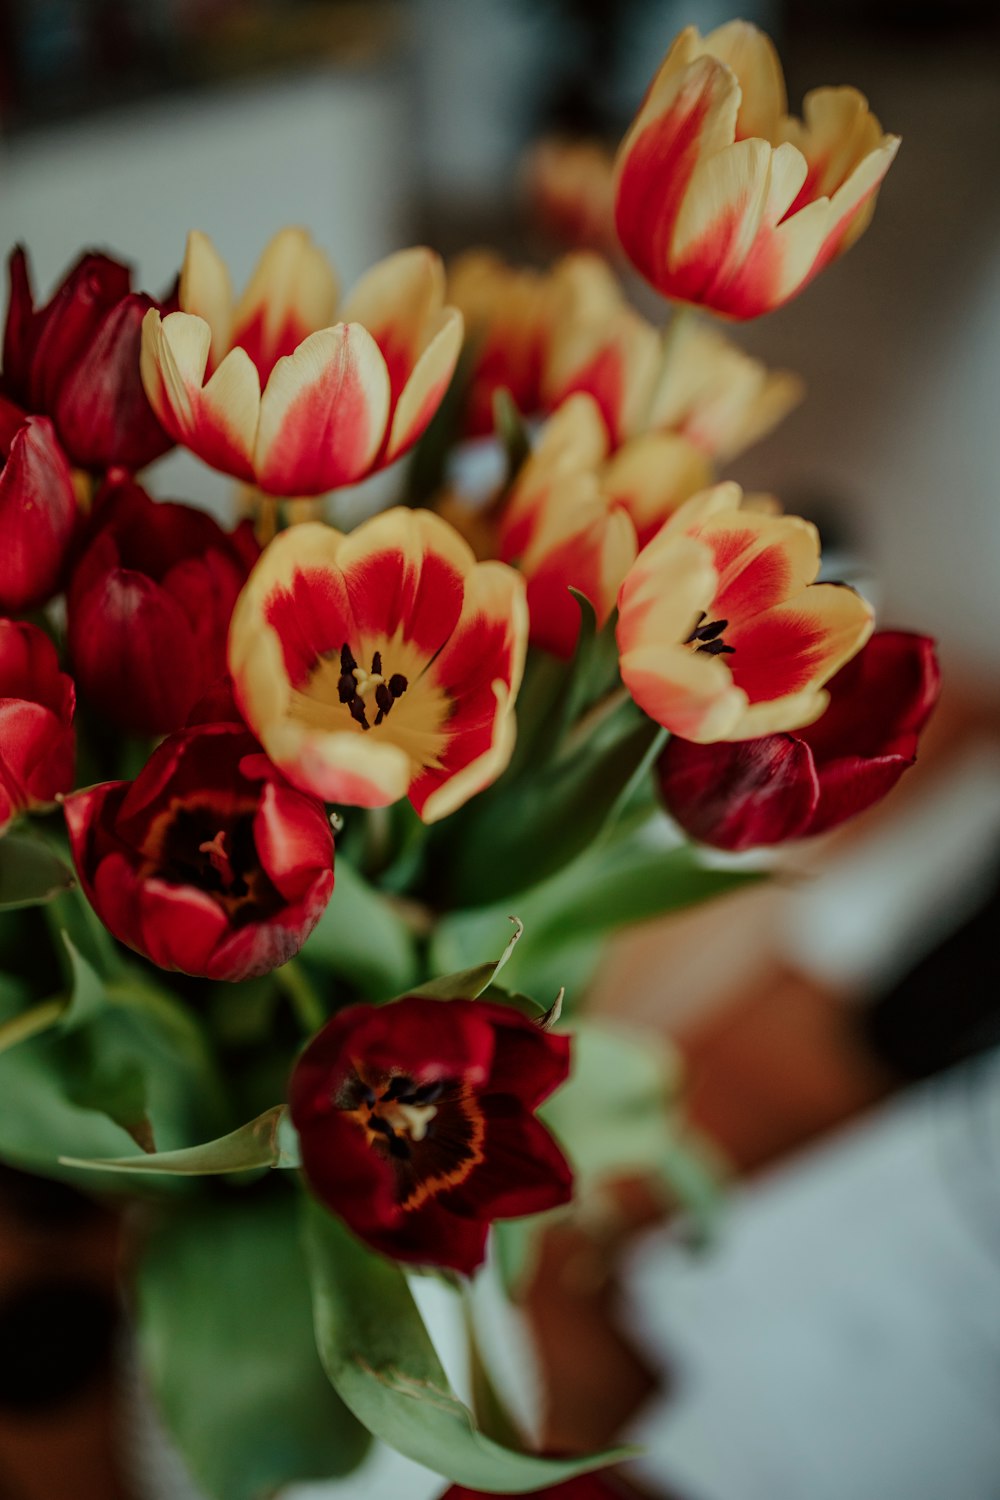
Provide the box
[2,246,173,473]
[67,475,258,738]
[0,395,78,613]
[0,619,75,834]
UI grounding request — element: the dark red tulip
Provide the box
[658,630,940,851]
[0,395,78,613]
[0,619,75,833]
[63,720,335,981]
[2,246,173,473]
[290,996,573,1274]
[67,474,258,737]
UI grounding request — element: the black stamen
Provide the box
[371,650,383,675]
[368,1115,395,1136]
[382,1075,414,1103]
[338,674,356,704]
[698,639,736,656]
[388,1135,411,1160]
[348,696,370,731]
[691,617,729,643]
[375,683,393,716]
[388,674,407,699]
[410,1081,444,1105]
[340,643,357,674]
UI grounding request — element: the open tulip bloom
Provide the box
[0,18,939,1500]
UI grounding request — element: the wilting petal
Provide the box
[658,731,819,850]
[254,324,391,495]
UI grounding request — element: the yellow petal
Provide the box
[179,230,234,370]
[701,20,787,141]
[230,226,339,374]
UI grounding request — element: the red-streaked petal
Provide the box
[254,324,390,495]
[230,226,339,383]
[408,562,528,823]
[337,507,472,660]
[520,487,636,658]
[602,432,712,549]
[693,511,821,624]
[341,247,446,406]
[384,306,463,463]
[262,715,413,809]
[726,582,874,707]
[140,310,260,481]
[614,40,739,295]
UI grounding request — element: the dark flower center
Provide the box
[342,1068,485,1210]
[144,800,283,926]
[687,612,735,656]
[336,644,408,731]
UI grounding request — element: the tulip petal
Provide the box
[443,1100,573,1219]
[384,306,463,463]
[254,324,390,495]
[692,511,821,623]
[337,506,472,659]
[702,20,787,140]
[0,414,78,614]
[485,1004,572,1109]
[253,779,334,902]
[141,310,260,481]
[230,226,339,383]
[341,247,446,406]
[726,581,874,711]
[408,561,528,823]
[602,431,712,547]
[179,230,235,371]
[658,731,820,850]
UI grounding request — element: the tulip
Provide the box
[63,721,335,981]
[647,315,803,465]
[616,483,874,742]
[0,620,75,834]
[228,507,527,822]
[2,246,173,472]
[0,395,78,614]
[614,21,899,318]
[140,228,462,495]
[449,251,799,459]
[523,136,618,257]
[499,396,709,657]
[658,630,940,849]
[290,995,572,1274]
[67,474,258,738]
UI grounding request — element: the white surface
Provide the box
[624,1053,1000,1500]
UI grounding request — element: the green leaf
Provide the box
[138,1192,370,1500]
[445,705,665,907]
[405,917,523,1002]
[0,835,75,909]
[303,856,420,1000]
[59,934,110,1030]
[302,1197,633,1489]
[433,839,763,1004]
[60,1104,292,1175]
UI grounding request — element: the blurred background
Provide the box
[1,2,1000,1497]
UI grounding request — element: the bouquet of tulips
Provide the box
[0,20,939,1500]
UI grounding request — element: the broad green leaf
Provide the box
[432,840,763,1006]
[0,835,75,909]
[138,1193,370,1500]
[302,1197,633,1490]
[445,705,665,906]
[0,1030,144,1179]
[59,934,110,1030]
[60,1104,291,1175]
[405,917,523,1002]
[303,856,420,1000]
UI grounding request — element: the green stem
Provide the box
[0,996,66,1057]
[559,684,631,760]
[275,959,326,1036]
[461,1285,525,1449]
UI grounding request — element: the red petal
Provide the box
[252,780,334,901]
[0,416,77,613]
[481,1001,571,1109]
[442,1099,573,1220]
[658,732,819,850]
[800,630,940,763]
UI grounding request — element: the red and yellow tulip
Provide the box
[228,507,527,822]
[617,483,874,741]
[141,228,463,496]
[614,21,899,318]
